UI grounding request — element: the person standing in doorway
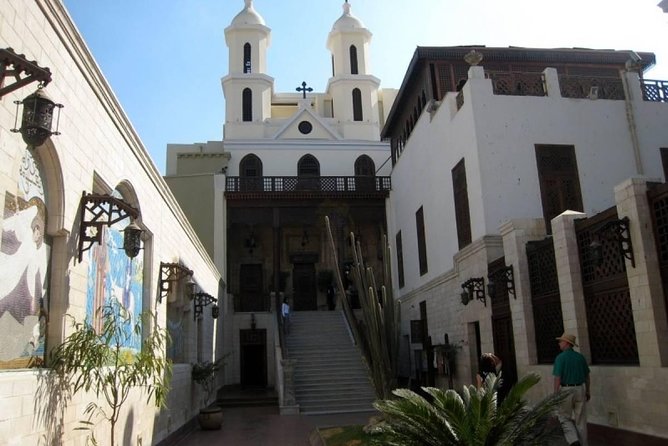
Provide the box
[281,297,290,334]
[476,353,506,403]
[553,333,590,446]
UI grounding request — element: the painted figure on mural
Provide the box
[0,197,48,324]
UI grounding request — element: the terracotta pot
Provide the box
[197,406,223,430]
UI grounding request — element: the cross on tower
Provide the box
[296,81,313,99]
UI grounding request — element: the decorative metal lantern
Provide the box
[14,86,63,147]
[122,220,143,258]
[211,304,220,319]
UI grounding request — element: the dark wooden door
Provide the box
[240,329,266,388]
[240,264,264,312]
[293,263,316,310]
[489,258,518,398]
[492,315,518,398]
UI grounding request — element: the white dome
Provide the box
[331,2,365,31]
[231,0,266,26]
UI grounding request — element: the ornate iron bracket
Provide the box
[193,292,217,320]
[487,265,515,300]
[461,277,486,306]
[0,48,52,98]
[77,192,139,262]
[158,262,193,303]
[591,217,635,268]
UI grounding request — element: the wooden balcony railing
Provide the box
[641,79,668,103]
[559,75,625,100]
[487,71,546,97]
[225,176,391,196]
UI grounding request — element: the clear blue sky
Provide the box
[63,0,668,174]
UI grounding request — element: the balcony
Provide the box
[225,175,391,200]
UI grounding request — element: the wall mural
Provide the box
[86,209,143,353]
[0,150,50,369]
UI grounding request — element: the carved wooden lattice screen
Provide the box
[648,182,668,325]
[575,207,639,365]
[535,145,584,234]
[527,237,563,364]
[488,258,518,391]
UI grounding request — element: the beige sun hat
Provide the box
[555,333,578,347]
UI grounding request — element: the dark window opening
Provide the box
[243,43,252,73]
[452,158,472,249]
[297,154,320,190]
[352,88,363,121]
[350,45,359,75]
[416,206,428,275]
[239,154,262,191]
[242,88,252,122]
[396,231,405,288]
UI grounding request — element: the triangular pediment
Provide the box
[272,106,342,140]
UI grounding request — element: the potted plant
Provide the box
[192,357,224,430]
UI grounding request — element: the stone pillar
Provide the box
[551,210,590,358]
[500,218,547,368]
[614,177,668,366]
[542,68,561,98]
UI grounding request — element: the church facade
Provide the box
[165,0,396,390]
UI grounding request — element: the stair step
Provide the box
[285,310,376,415]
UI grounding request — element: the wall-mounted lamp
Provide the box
[588,217,635,268]
[192,291,217,320]
[211,304,220,319]
[122,219,143,259]
[487,265,515,300]
[461,277,486,306]
[11,85,63,148]
[77,192,142,262]
[245,229,257,254]
[158,261,193,303]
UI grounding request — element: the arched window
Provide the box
[243,43,252,73]
[298,154,320,176]
[354,155,375,176]
[349,45,358,75]
[352,88,363,121]
[240,154,263,191]
[297,154,320,190]
[354,154,375,192]
[242,88,252,122]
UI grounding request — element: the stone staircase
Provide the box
[286,310,376,414]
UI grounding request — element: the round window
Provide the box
[298,121,313,135]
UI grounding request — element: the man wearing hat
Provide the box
[553,333,591,446]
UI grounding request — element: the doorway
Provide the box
[240,329,267,388]
[293,263,316,310]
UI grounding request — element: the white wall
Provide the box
[0,1,222,444]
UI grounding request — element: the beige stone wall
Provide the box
[0,1,222,444]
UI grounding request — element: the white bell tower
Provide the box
[222,0,274,139]
[326,1,381,140]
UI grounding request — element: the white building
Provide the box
[1,1,222,444]
[383,46,668,441]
